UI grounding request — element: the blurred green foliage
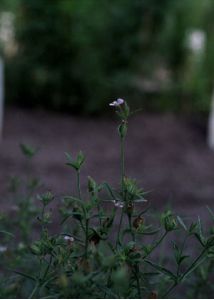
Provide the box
[1,0,214,114]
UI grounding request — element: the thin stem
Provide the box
[128,214,135,242]
[85,219,89,257]
[42,255,53,281]
[177,235,188,276]
[163,247,208,298]
[143,231,168,259]
[41,204,46,239]
[77,170,82,200]
[116,209,124,248]
[120,136,125,196]
[134,265,141,298]
[162,282,177,298]
[28,281,39,299]
[181,248,207,281]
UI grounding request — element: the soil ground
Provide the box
[0,107,214,221]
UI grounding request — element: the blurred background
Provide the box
[0,0,214,215]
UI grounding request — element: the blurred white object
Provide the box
[0,245,7,253]
[208,89,214,150]
[0,57,4,140]
[186,29,206,54]
[0,12,16,57]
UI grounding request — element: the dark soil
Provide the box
[0,107,214,220]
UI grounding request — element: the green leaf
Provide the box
[65,151,85,170]
[136,227,161,235]
[177,216,187,231]
[144,259,177,281]
[63,196,84,208]
[20,143,38,158]
[0,230,14,237]
[206,205,214,221]
[188,222,197,234]
[181,255,207,281]
[101,182,120,201]
[12,270,36,281]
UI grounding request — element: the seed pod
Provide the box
[149,291,158,299]
[89,232,100,245]
[133,216,144,229]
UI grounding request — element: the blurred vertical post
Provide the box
[208,89,214,150]
[0,56,4,140]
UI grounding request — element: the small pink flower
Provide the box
[109,98,124,107]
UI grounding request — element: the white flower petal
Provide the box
[64,235,74,242]
[116,98,124,105]
[109,99,125,107]
[109,101,118,106]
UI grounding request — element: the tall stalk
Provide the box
[77,170,82,200]
[120,135,125,197]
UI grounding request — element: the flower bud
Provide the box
[206,236,214,248]
[30,243,42,256]
[164,215,177,232]
[87,176,97,194]
[133,216,144,229]
[37,191,54,206]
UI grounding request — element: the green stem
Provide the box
[116,209,124,248]
[181,248,207,281]
[77,170,82,200]
[42,255,52,281]
[176,235,188,276]
[128,214,135,242]
[163,247,208,298]
[134,265,141,298]
[120,136,125,196]
[143,231,168,259]
[41,204,46,237]
[85,219,89,257]
[162,282,177,298]
[28,281,39,299]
